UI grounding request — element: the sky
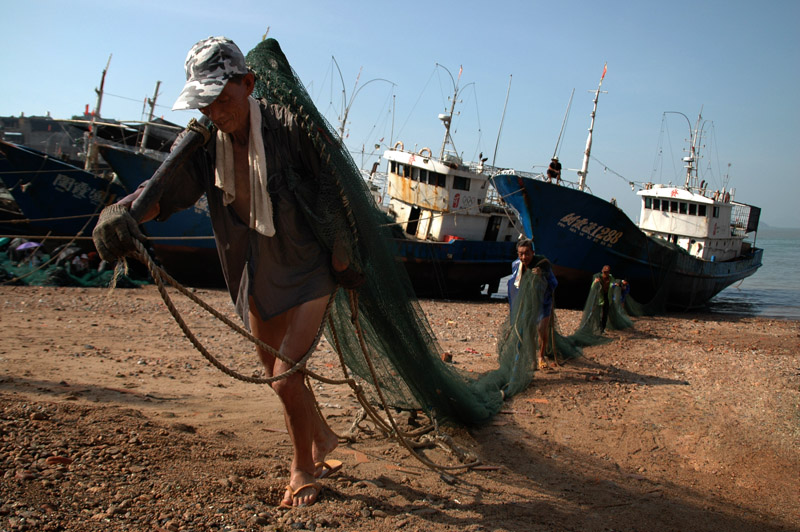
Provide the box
[3,0,799,228]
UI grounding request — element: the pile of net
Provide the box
[247,39,546,425]
[0,238,148,288]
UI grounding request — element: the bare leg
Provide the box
[537,316,550,368]
[249,294,338,507]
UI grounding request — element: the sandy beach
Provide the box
[1,284,798,532]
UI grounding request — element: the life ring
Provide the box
[418,147,432,157]
[393,141,404,151]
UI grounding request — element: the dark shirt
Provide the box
[154,100,336,324]
[546,160,561,180]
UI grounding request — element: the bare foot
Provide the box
[312,425,339,466]
[284,470,320,507]
[281,476,322,508]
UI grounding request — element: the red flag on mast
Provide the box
[458,65,463,80]
[601,63,607,81]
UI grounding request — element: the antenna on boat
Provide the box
[435,63,464,162]
[84,54,112,172]
[331,56,395,141]
[492,74,512,168]
[665,108,706,190]
[553,88,574,159]
[577,63,607,191]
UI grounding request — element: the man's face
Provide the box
[602,268,610,279]
[517,245,533,267]
[199,75,254,134]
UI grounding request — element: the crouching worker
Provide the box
[92,36,360,508]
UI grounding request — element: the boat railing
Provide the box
[730,202,756,236]
[491,168,593,194]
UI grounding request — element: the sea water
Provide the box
[491,226,800,321]
[707,227,800,321]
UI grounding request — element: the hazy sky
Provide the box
[3,0,798,227]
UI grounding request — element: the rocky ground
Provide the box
[0,285,798,532]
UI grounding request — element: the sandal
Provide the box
[314,459,343,479]
[280,482,323,508]
[537,359,548,370]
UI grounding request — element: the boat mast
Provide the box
[684,109,704,188]
[437,64,462,161]
[139,80,161,153]
[85,54,112,172]
[577,63,607,191]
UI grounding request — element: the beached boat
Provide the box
[0,140,129,239]
[492,73,763,310]
[96,143,223,287]
[378,70,522,297]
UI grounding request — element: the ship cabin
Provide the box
[637,184,752,262]
[383,143,516,243]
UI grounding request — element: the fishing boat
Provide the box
[0,139,129,239]
[491,70,763,310]
[96,143,223,287]
[378,69,522,297]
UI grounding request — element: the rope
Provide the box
[126,238,347,386]
[116,237,481,472]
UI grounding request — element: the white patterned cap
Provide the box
[172,36,249,111]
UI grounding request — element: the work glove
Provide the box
[92,204,146,262]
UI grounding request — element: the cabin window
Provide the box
[698,205,707,216]
[670,201,678,212]
[418,169,429,184]
[679,202,687,214]
[689,203,697,215]
[433,172,446,187]
[390,161,396,173]
[653,198,660,210]
[410,168,419,181]
[661,200,669,212]
[644,197,652,209]
[713,206,720,218]
[453,175,471,191]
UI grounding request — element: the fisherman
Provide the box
[592,264,614,333]
[546,156,562,184]
[507,239,557,369]
[92,36,358,508]
[507,238,534,312]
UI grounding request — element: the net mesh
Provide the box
[0,240,147,288]
[246,39,551,424]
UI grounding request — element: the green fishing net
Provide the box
[0,250,147,288]
[246,39,545,425]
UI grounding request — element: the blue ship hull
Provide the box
[0,140,128,239]
[394,238,516,298]
[97,144,223,287]
[492,173,763,309]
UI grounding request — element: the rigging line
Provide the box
[396,67,437,142]
[103,92,147,104]
[587,155,637,185]
[466,83,485,162]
